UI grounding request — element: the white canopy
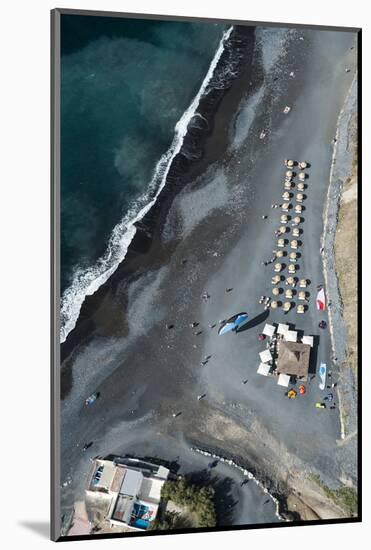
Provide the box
[259,349,273,363]
[285,330,298,342]
[302,335,314,347]
[277,373,291,387]
[277,323,289,335]
[257,363,271,376]
[262,323,276,337]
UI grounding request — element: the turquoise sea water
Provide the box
[61,15,224,294]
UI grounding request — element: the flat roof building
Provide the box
[86,457,169,531]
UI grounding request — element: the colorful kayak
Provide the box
[316,288,326,311]
[218,312,248,335]
[319,363,327,390]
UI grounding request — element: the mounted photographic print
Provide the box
[51,8,361,541]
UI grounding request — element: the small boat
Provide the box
[85,392,99,406]
[319,363,327,390]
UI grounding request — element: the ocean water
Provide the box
[60,15,226,341]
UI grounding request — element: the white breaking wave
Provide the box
[60,26,233,343]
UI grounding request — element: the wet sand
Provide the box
[59,27,357,532]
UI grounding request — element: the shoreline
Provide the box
[60,25,259,350]
[60,24,262,374]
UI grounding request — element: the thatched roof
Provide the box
[277,341,310,377]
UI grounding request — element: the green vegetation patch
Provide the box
[151,477,216,530]
[308,473,358,516]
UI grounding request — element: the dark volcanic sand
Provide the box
[59,27,357,531]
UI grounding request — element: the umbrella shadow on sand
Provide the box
[235,310,270,333]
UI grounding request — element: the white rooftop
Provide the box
[259,349,273,363]
[302,335,314,347]
[277,323,289,335]
[277,373,291,387]
[120,469,143,497]
[285,330,298,342]
[262,323,276,337]
[257,363,270,376]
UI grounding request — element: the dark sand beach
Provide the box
[59,26,357,532]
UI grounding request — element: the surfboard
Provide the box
[319,362,327,390]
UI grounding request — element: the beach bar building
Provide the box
[86,457,169,531]
[276,341,311,381]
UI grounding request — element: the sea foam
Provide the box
[60,26,233,343]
